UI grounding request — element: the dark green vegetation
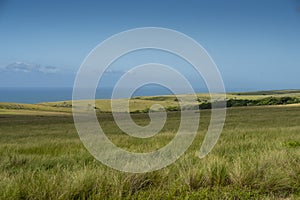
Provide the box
[135,96,300,112]
[231,89,300,96]
[226,96,300,107]
[1,105,300,199]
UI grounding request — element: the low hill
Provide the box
[0,90,300,114]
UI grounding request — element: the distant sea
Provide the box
[0,86,208,104]
[0,87,263,104]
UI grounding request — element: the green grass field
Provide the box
[1,90,300,114]
[1,91,300,199]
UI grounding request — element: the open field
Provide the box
[1,90,300,114]
[1,97,300,199]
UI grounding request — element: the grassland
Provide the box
[1,89,299,114]
[1,91,300,199]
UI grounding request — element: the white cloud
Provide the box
[4,62,59,74]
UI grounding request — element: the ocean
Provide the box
[0,87,272,104]
[0,86,197,104]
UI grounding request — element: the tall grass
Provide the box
[0,106,300,199]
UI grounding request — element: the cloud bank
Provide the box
[3,62,59,74]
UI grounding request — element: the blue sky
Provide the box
[0,0,299,91]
